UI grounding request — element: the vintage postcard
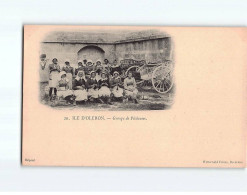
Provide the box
[22,25,247,167]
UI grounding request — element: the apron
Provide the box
[98,86,111,97]
[112,86,124,97]
[74,89,88,101]
[49,71,59,88]
[66,73,73,89]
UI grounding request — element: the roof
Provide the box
[42,30,170,44]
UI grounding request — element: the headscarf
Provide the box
[100,71,107,81]
[75,70,86,81]
[59,71,69,82]
[77,60,83,67]
[96,59,102,66]
[87,59,93,67]
[113,71,120,77]
[90,70,96,76]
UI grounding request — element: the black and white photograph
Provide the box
[39,29,175,110]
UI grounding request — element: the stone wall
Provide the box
[40,43,115,67]
[39,37,172,82]
[115,37,172,63]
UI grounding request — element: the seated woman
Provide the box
[87,71,99,102]
[73,70,88,105]
[98,71,112,104]
[56,71,74,104]
[124,71,138,103]
[62,59,74,89]
[110,71,124,102]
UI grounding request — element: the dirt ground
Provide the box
[40,82,175,111]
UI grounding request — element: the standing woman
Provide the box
[110,71,124,102]
[75,60,85,76]
[62,59,74,89]
[124,71,138,103]
[110,59,121,76]
[95,60,103,82]
[98,71,112,104]
[73,70,88,105]
[39,54,49,82]
[85,59,93,79]
[49,58,60,100]
[87,71,99,102]
[103,59,111,76]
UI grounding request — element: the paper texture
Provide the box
[22,25,247,167]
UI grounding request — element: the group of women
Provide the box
[46,58,139,105]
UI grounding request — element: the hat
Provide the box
[59,71,67,78]
[78,60,83,64]
[96,59,102,64]
[52,58,58,61]
[113,71,119,76]
[87,60,93,66]
[90,70,96,75]
[40,54,46,59]
[65,59,70,63]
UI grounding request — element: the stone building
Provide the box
[40,30,173,82]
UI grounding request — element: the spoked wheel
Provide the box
[125,65,143,85]
[152,64,173,94]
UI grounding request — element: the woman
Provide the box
[39,54,49,82]
[95,60,103,82]
[73,70,88,105]
[62,59,74,89]
[103,59,111,76]
[85,59,94,79]
[75,60,85,75]
[48,58,60,100]
[110,59,121,76]
[124,71,138,103]
[87,71,99,102]
[56,71,74,104]
[98,71,112,104]
[110,71,124,102]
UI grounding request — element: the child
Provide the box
[87,71,99,102]
[110,71,124,102]
[48,58,60,100]
[98,72,112,104]
[73,70,88,105]
[124,71,138,103]
[56,71,74,105]
[62,59,74,89]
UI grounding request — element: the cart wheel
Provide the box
[152,65,173,94]
[125,65,143,84]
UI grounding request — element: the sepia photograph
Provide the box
[39,29,175,110]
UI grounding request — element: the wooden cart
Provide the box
[125,60,174,94]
